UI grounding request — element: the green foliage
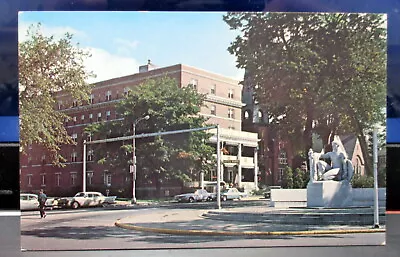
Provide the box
[224,13,386,171]
[19,23,95,165]
[293,168,305,189]
[86,77,216,189]
[351,174,375,188]
[282,166,294,189]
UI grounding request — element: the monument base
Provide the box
[307,180,352,208]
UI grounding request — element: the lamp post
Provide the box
[131,115,150,204]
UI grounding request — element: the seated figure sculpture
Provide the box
[309,141,354,182]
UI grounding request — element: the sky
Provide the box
[18,11,244,84]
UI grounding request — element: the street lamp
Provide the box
[131,114,150,204]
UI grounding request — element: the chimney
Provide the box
[139,59,157,73]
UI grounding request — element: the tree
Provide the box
[293,168,304,189]
[19,23,95,165]
[282,166,294,189]
[86,77,216,197]
[224,13,386,173]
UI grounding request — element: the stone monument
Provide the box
[307,140,354,208]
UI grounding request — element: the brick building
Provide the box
[20,61,259,197]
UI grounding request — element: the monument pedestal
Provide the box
[307,180,352,208]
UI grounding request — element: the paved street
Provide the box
[20,200,386,251]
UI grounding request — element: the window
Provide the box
[189,78,198,90]
[228,89,234,99]
[65,117,69,126]
[106,90,112,101]
[244,110,251,119]
[87,149,94,161]
[210,105,216,115]
[81,114,85,121]
[228,108,235,119]
[278,151,288,165]
[73,116,77,124]
[87,171,94,185]
[89,94,94,104]
[41,154,46,164]
[124,87,129,96]
[104,172,112,186]
[71,133,78,143]
[97,112,102,122]
[211,84,216,95]
[89,113,93,122]
[71,151,77,162]
[55,173,61,187]
[58,101,63,110]
[40,174,46,186]
[72,99,78,107]
[278,168,285,182]
[27,174,32,187]
[87,133,92,142]
[106,111,111,120]
[70,172,77,186]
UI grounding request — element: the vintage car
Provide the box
[56,191,116,209]
[220,188,247,201]
[20,193,57,211]
[174,189,212,203]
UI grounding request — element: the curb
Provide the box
[114,219,386,236]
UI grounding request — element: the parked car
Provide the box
[20,193,57,211]
[20,193,39,211]
[221,188,247,201]
[263,186,282,199]
[56,191,117,209]
[174,189,211,203]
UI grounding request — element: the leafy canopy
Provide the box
[86,77,216,186]
[224,13,386,172]
[19,23,95,165]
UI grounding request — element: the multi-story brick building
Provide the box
[20,61,259,197]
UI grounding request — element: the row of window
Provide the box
[26,172,113,187]
[67,110,115,126]
[58,88,131,110]
[189,78,235,99]
[26,148,94,164]
[210,105,236,119]
[59,79,237,110]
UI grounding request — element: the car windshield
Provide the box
[75,193,85,197]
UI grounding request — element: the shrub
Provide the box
[351,174,375,188]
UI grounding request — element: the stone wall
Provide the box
[270,187,386,208]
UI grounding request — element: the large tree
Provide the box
[86,77,216,196]
[224,13,386,173]
[19,23,95,165]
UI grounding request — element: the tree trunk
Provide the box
[303,104,314,155]
[357,133,372,176]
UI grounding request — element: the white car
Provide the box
[20,193,57,211]
[20,193,39,211]
[221,188,247,201]
[69,191,116,209]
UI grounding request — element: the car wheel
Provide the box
[222,196,227,202]
[71,201,80,209]
[188,197,194,203]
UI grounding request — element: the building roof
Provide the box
[338,134,357,159]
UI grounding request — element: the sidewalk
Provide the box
[115,204,386,236]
